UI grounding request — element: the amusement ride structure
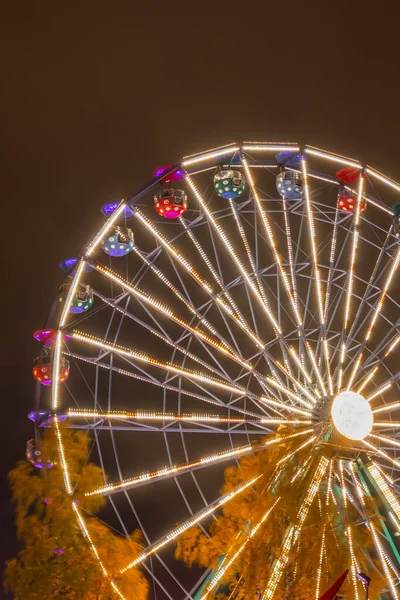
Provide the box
[29,142,400,599]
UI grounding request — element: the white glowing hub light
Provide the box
[331,391,373,440]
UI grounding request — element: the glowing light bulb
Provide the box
[331,391,373,440]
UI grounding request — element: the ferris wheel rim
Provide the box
[41,142,400,599]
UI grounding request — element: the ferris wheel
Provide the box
[29,142,400,599]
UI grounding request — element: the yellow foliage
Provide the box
[4,424,149,599]
[175,432,386,599]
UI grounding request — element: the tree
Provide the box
[175,430,386,600]
[4,424,148,599]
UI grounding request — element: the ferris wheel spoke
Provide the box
[120,474,264,573]
[263,376,314,410]
[131,244,232,344]
[228,197,270,309]
[336,176,365,393]
[178,214,276,358]
[64,350,267,418]
[95,290,238,381]
[241,156,302,329]
[84,429,313,498]
[347,227,395,342]
[91,262,253,375]
[369,522,400,600]
[137,199,272,354]
[262,455,329,600]
[185,175,310,380]
[345,245,400,390]
[187,174,283,335]
[356,332,400,395]
[197,497,281,600]
[372,399,400,416]
[260,396,313,418]
[70,330,248,396]
[361,438,400,470]
[66,408,306,432]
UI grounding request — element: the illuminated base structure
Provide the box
[30,142,400,599]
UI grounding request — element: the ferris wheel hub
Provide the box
[331,390,373,441]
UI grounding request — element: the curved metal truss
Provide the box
[40,142,400,599]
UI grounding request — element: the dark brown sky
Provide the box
[1,1,400,596]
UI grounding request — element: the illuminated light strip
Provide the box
[99,295,224,377]
[369,522,399,600]
[348,462,365,507]
[326,459,333,506]
[54,415,72,495]
[276,435,316,466]
[389,512,400,532]
[306,342,327,397]
[386,334,400,356]
[362,438,400,469]
[347,525,360,600]
[374,421,400,427]
[346,352,363,393]
[242,145,300,152]
[365,166,400,194]
[177,217,268,352]
[365,246,400,342]
[67,409,310,426]
[243,140,299,145]
[274,359,318,403]
[68,409,251,423]
[121,475,263,573]
[52,259,85,410]
[264,377,313,409]
[301,158,325,326]
[182,146,239,167]
[282,197,299,315]
[260,396,312,418]
[187,175,282,334]
[357,366,379,394]
[371,460,394,485]
[178,216,250,331]
[339,460,348,508]
[72,331,245,395]
[315,524,326,600]
[132,246,219,337]
[242,157,303,329]
[367,383,392,402]
[72,502,109,577]
[94,263,250,369]
[51,330,63,410]
[382,544,400,578]
[367,463,400,521]
[344,176,364,331]
[324,208,339,322]
[323,338,334,397]
[134,209,213,294]
[86,201,126,257]
[214,296,265,349]
[72,503,128,600]
[228,199,270,308]
[183,142,238,160]
[291,454,313,484]
[369,432,400,449]
[199,498,281,600]
[86,429,313,497]
[261,418,312,424]
[64,350,263,418]
[305,147,361,169]
[289,347,314,387]
[262,456,329,600]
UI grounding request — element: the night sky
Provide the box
[1,2,400,597]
